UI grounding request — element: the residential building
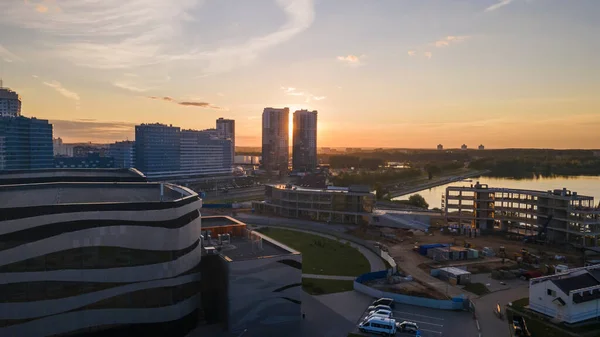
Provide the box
[444,182,600,246]
[54,152,115,168]
[135,123,233,180]
[109,140,135,168]
[478,144,485,150]
[437,144,443,150]
[0,85,21,117]
[135,123,181,177]
[529,265,600,323]
[262,107,289,174]
[252,184,375,224]
[0,169,203,337]
[72,144,108,157]
[461,144,467,150]
[53,137,74,157]
[0,115,53,171]
[216,117,235,156]
[180,129,233,176]
[292,109,317,171]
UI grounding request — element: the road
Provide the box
[388,170,490,199]
[203,186,264,201]
[473,283,529,337]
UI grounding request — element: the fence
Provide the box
[354,271,465,310]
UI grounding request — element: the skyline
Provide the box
[0,0,599,148]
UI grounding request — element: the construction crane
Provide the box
[523,214,553,244]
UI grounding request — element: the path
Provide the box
[302,274,355,281]
[473,284,529,337]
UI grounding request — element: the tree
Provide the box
[375,183,388,200]
[408,194,429,209]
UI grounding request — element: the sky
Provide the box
[0,0,599,149]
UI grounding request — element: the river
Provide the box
[393,175,600,209]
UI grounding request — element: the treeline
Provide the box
[331,169,422,187]
[470,157,600,178]
[328,156,385,170]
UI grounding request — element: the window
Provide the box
[547,289,556,296]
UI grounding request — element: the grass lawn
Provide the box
[463,282,490,296]
[511,297,529,308]
[257,227,370,276]
[302,278,355,295]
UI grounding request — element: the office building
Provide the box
[109,140,135,168]
[135,123,233,180]
[0,85,21,117]
[180,129,233,176]
[292,109,317,171]
[53,137,74,157]
[0,116,53,171]
[262,107,289,174]
[54,153,115,168]
[444,183,600,246]
[135,123,181,177]
[529,265,600,323]
[216,117,235,156]
[0,169,203,337]
[252,184,375,224]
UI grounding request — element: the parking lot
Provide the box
[353,300,478,337]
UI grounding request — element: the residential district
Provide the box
[2,84,600,337]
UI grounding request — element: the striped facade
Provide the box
[0,183,202,337]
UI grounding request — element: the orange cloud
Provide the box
[35,4,48,13]
[337,54,363,66]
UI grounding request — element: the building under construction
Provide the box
[443,182,600,247]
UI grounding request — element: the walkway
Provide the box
[301,274,355,281]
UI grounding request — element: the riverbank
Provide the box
[388,169,490,199]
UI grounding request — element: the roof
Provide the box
[0,182,195,207]
[218,233,298,261]
[269,184,372,195]
[551,273,600,294]
[0,168,146,184]
[440,267,471,276]
[202,215,245,228]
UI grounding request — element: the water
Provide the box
[393,176,600,209]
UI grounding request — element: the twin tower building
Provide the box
[262,107,317,175]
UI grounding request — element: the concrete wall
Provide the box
[227,253,302,333]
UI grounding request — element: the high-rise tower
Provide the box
[292,109,317,171]
[262,107,289,174]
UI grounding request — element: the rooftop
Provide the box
[439,267,471,276]
[447,185,594,201]
[202,215,245,228]
[0,168,146,185]
[552,273,599,294]
[0,182,195,208]
[205,228,299,262]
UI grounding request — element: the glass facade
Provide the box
[0,116,53,171]
[135,124,181,175]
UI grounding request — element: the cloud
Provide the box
[280,86,326,102]
[112,81,151,93]
[50,119,135,143]
[407,50,417,57]
[43,81,80,100]
[35,4,48,13]
[0,44,23,63]
[0,0,315,74]
[337,54,363,66]
[217,92,225,97]
[32,75,39,79]
[433,35,470,48]
[424,52,432,59]
[485,0,514,12]
[147,96,223,110]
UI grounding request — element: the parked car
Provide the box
[358,317,397,336]
[397,321,419,333]
[367,304,392,312]
[367,309,392,319]
[369,298,395,310]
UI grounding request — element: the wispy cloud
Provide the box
[0,44,23,63]
[408,35,470,59]
[217,92,225,97]
[113,81,150,93]
[43,81,80,101]
[407,50,417,57]
[424,52,432,59]
[337,54,363,66]
[147,96,223,110]
[0,0,315,75]
[432,36,470,48]
[280,86,326,102]
[485,0,514,12]
[32,75,39,79]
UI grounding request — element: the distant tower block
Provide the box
[461,144,468,151]
[478,144,485,150]
[437,144,443,150]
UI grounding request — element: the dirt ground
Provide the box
[365,278,448,300]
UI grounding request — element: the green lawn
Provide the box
[257,227,370,276]
[463,282,490,296]
[511,297,529,308]
[302,278,355,295]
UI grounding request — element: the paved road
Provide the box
[203,186,264,201]
[473,283,529,337]
[302,274,356,280]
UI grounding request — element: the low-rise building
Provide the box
[529,265,600,323]
[252,184,375,224]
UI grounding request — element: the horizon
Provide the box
[1,0,599,148]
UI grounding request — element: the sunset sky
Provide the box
[0,0,599,148]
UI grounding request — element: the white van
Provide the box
[358,317,397,336]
